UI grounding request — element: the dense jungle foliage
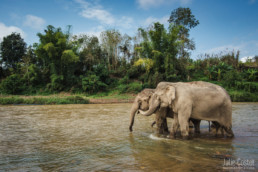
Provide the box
[0,8,257,101]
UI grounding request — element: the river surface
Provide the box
[0,103,257,171]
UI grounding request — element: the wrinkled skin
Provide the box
[129,88,201,135]
[139,81,234,139]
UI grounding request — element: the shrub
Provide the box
[47,74,64,91]
[82,75,107,94]
[0,97,24,105]
[228,91,258,102]
[118,82,143,93]
[127,82,142,93]
[127,66,143,79]
[117,84,128,93]
[235,81,258,92]
[0,74,25,94]
[118,75,129,85]
[223,70,241,88]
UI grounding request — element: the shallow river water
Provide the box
[0,103,257,171]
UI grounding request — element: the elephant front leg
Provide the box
[155,115,169,135]
[178,112,191,139]
[155,108,169,135]
[168,113,179,139]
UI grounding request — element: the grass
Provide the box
[0,95,89,105]
[0,91,135,105]
[228,90,258,102]
[86,90,135,100]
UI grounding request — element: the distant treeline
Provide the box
[0,8,257,101]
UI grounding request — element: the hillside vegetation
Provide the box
[0,8,257,104]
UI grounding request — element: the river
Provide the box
[0,103,257,171]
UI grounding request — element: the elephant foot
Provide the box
[156,130,170,137]
[224,127,234,138]
[226,132,234,138]
[226,135,234,138]
[194,130,200,134]
[155,133,168,138]
[182,135,190,140]
[167,133,176,139]
[164,131,170,135]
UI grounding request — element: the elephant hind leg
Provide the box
[190,118,201,134]
[211,121,220,136]
[212,122,234,138]
[224,127,234,138]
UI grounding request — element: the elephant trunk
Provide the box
[129,101,139,132]
[139,105,157,116]
[139,96,159,116]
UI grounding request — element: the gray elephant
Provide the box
[139,81,234,139]
[129,88,170,134]
[129,88,201,135]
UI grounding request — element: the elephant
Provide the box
[129,88,201,135]
[139,81,234,139]
[129,88,170,134]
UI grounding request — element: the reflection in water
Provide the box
[0,103,257,171]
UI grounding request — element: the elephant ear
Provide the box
[137,98,141,104]
[165,85,176,106]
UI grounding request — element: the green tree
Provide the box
[78,35,104,72]
[119,34,132,62]
[21,46,39,86]
[35,25,79,90]
[100,29,122,70]
[134,22,184,84]
[0,74,24,94]
[0,32,26,71]
[168,7,199,29]
[168,7,199,59]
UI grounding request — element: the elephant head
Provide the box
[139,85,176,117]
[129,89,154,131]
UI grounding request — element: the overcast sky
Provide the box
[0,0,257,60]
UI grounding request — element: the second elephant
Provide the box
[129,88,170,134]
